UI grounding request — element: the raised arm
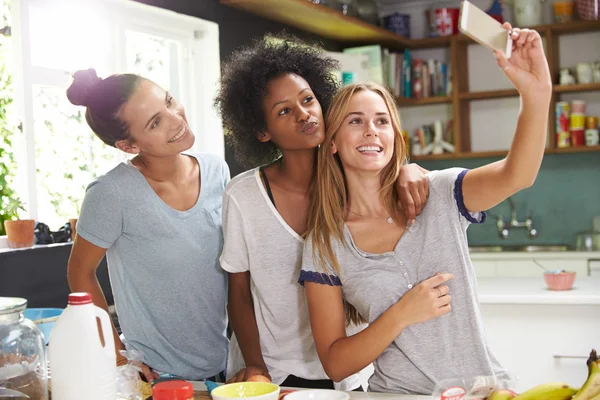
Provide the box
[463,24,552,212]
[304,273,453,382]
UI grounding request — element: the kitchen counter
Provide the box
[477,277,600,305]
[470,251,600,260]
[190,383,429,400]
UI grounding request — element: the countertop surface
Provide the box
[477,277,600,305]
[191,383,429,400]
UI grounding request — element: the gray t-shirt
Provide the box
[220,168,361,390]
[300,168,508,394]
[77,153,229,380]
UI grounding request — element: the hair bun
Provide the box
[66,68,102,107]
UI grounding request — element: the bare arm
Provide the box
[463,25,552,212]
[227,272,271,382]
[304,273,453,382]
[67,235,157,381]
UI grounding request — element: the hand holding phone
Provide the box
[459,1,512,58]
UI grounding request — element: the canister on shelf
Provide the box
[556,101,570,148]
[571,128,585,147]
[585,129,599,146]
[572,100,586,114]
[570,113,586,129]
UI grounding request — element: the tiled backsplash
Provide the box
[419,152,600,247]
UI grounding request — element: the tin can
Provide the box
[586,129,599,146]
[571,128,585,147]
[555,102,570,148]
[570,113,586,129]
[586,116,599,130]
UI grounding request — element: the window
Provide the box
[10,0,223,229]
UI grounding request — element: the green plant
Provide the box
[0,0,18,235]
[4,196,25,218]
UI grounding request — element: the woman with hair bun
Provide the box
[66,69,229,382]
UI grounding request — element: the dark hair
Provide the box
[214,34,340,168]
[66,68,143,147]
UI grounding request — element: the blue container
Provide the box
[24,308,63,344]
[383,12,411,38]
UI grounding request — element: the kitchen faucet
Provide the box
[496,197,538,239]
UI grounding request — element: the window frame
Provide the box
[9,0,223,222]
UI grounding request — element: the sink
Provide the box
[469,245,570,253]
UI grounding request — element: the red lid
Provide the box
[152,380,194,400]
[68,292,92,305]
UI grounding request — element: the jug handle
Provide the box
[94,305,116,358]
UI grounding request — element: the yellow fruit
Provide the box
[487,389,517,400]
[513,382,578,400]
[573,350,600,400]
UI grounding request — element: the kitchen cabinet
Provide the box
[477,277,600,393]
[480,303,599,393]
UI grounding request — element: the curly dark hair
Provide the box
[214,34,340,168]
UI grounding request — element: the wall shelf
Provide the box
[554,83,600,94]
[459,89,520,101]
[396,96,452,107]
[221,0,600,160]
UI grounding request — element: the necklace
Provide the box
[348,209,393,224]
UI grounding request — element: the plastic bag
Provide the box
[116,349,145,400]
[432,375,517,400]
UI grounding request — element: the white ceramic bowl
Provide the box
[211,382,281,400]
[284,389,351,400]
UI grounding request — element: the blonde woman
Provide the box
[299,26,551,394]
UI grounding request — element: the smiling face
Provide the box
[116,79,195,156]
[259,73,325,152]
[331,89,396,174]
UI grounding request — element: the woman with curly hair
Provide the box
[214,35,429,390]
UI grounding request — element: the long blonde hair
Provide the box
[305,82,408,325]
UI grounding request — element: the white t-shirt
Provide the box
[220,168,362,390]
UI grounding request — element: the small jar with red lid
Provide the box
[152,380,194,400]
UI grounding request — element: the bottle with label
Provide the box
[48,293,116,400]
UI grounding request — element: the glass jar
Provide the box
[0,297,48,400]
[356,0,379,25]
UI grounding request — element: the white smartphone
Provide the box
[459,0,512,59]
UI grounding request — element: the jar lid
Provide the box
[152,380,194,400]
[0,297,27,315]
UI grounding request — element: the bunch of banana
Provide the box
[485,349,600,400]
[485,382,577,400]
[572,349,600,400]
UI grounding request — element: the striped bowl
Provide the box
[544,271,576,291]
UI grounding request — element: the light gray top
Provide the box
[77,153,229,380]
[300,168,509,394]
[220,168,361,390]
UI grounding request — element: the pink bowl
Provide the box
[544,272,576,290]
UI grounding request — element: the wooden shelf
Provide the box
[459,89,519,101]
[554,83,600,94]
[396,96,452,107]
[413,146,600,161]
[220,0,414,49]
[222,0,600,159]
[411,153,458,161]
[221,0,600,50]
[554,146,600,154]
[549,20,600,34]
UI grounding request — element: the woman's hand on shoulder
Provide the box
[397,163,430,224]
